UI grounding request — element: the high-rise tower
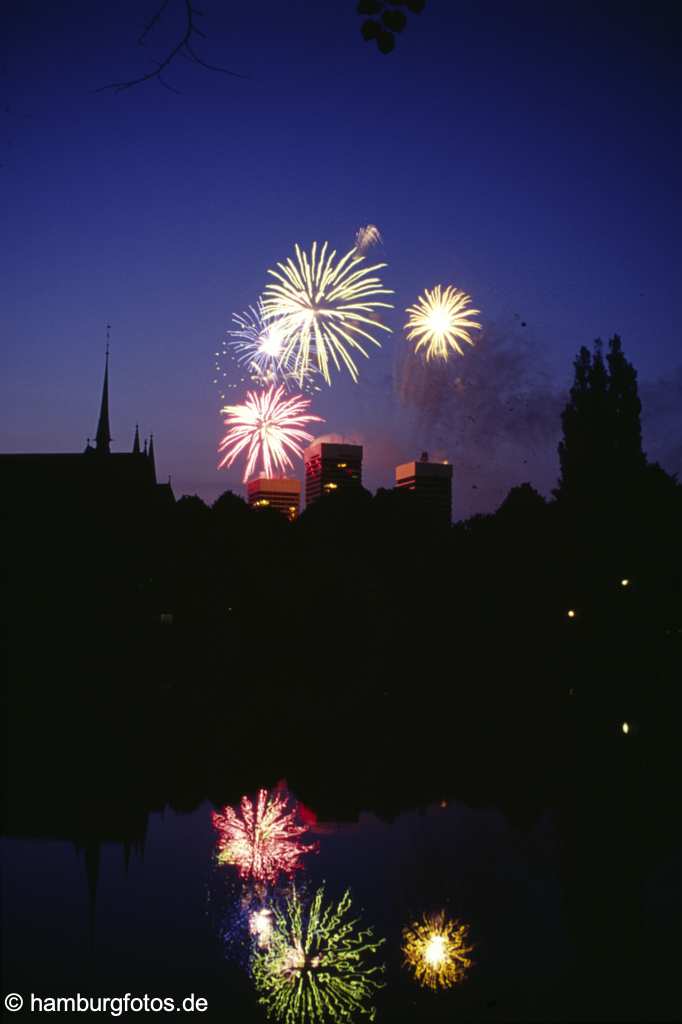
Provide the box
[303,441,363,507]
[395,452,453,525]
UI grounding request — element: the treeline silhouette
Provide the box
[3,339,680,1022]
[2,335,680,830]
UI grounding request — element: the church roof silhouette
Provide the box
[1,350,174,512]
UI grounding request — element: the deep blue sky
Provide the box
[2,2,680,516]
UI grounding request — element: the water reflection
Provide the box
[210,785,387,1021]
[4,769,678,1020]
[402,912,473,990]
[252,886,385,1022]
[212,787,317,884]
[250,908,275,949]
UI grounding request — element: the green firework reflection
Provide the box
[252,886,385,1022]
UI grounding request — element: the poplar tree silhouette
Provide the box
[607,335,646,482]
[555,335,645,507]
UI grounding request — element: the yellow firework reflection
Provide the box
[403,912,473,990]
[405,285,481,361]
[262,241,394,385]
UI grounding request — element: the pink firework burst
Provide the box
[218,384,323,482]
[211,789,317,884]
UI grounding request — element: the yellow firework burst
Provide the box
[405,285,481,361]
[262,241,394,385]
[402,912,473,990]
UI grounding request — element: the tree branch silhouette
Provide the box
[138,0,173,47]
[97,0,245,94]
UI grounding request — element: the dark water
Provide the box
[3,777,680,1023]
[1,798,560,1020]
[3,618,680,1022]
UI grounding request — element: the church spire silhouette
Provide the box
[132,423,141,454]
[148,433,156,478]
[95,329,111,455]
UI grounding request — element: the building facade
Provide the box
[247,477,301,520]
[0,349,174,625]
[0,349,174,519]
[395,452,453,525]
[303,442,363,507]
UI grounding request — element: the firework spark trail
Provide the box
[218,385,323,482]
[213,340,249,401]
[226,300,320,393]
[405,284,481,362]
[253,886,385,1023]
[354,224,382,253]
[262,241,394,386]
[402,912,473,990]
[212,789,317,885]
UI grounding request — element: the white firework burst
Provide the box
[225,300,320,394]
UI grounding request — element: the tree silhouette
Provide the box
[211,488,249,521]
[496,482,547,521]
[176,493,210,520]
[357,0,427,55]
[555,336,646,507]
[297,484,373,540]
[102,1,429,93]
[98,0,245,94]
[607,335,646,483]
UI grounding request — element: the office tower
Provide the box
[247,476,301,520]
[303,441,363,507]
[395,451,453,525]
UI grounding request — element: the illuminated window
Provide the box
[337,462,348,468]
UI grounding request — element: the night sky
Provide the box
[3,2,680,517]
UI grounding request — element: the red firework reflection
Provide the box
[211,788,317,883]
